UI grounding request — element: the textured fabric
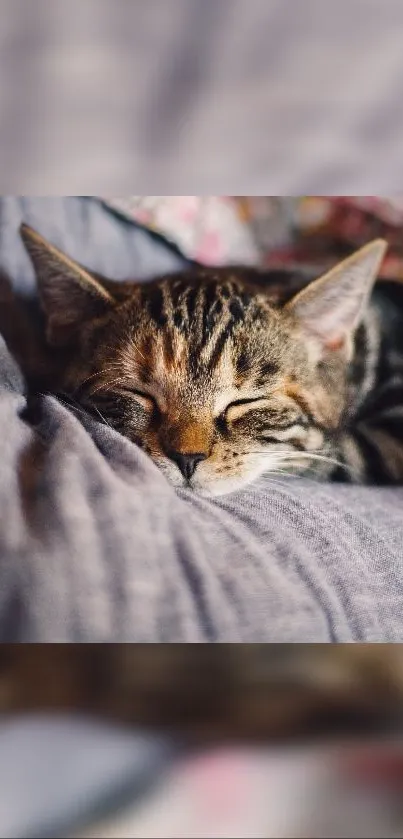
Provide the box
[1,197,403,641]
[1,334,403,642]
[101,196,260,265]
[2,0,403,193]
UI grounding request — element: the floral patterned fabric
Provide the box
[102,196,403,282]
[78,743,403,838]
[264,197,403,281]
[102,196,260,266]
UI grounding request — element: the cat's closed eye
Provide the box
[224,397,270,423]
[115,388,157,412]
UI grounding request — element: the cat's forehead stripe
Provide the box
[144,277,249,338]
[126,276,287,396]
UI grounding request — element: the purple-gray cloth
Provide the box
[2,0,403,194]
[0,716,175,839]
[1,197,403,641]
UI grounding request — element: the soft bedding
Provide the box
[1,197,403,642]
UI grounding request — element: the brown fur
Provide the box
[8,226,403,494]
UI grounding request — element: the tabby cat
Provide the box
[16,224,403,495]
[1,645,403,742]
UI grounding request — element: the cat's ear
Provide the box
[20,223,115,346]
[285,239,387,356]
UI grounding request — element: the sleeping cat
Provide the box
[15,223,403,495]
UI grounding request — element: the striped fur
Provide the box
[20,225,403,495]
[335,282,403,484]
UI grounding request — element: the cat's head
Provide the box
[21,224,387,495]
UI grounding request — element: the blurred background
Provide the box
[101,196,403,277]
[1,0,403,192]
[2,645,403,837]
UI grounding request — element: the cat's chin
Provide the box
[189,460,273,496]
[162,471,252,496]
[189,476,255,497]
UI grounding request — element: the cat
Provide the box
[1,644,403,742]
[13,223,403,495]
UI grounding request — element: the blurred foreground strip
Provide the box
[1,644,403,742]
[2,646,403,838]
[75,743,403,839]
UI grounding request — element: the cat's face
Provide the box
[60,276,347,496]
[20,225,387,495]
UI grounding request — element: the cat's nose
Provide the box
[167,450,207,480]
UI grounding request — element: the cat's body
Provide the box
[6,226,403,495]
[344,280,403,484]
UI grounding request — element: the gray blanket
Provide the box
[1,197,403,642]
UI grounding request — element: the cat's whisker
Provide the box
[250,449,345,467]
[129,341,147,364]
[54,394,88,419]
[77,365,124,389]
[248,449,350,474]
[55,392,117,435]
[294,456,350,473]
[89,376,130,395]
[89,404,114,430]
[258,467,308,484]
[288,452,347,469]
[121,332,147,364]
